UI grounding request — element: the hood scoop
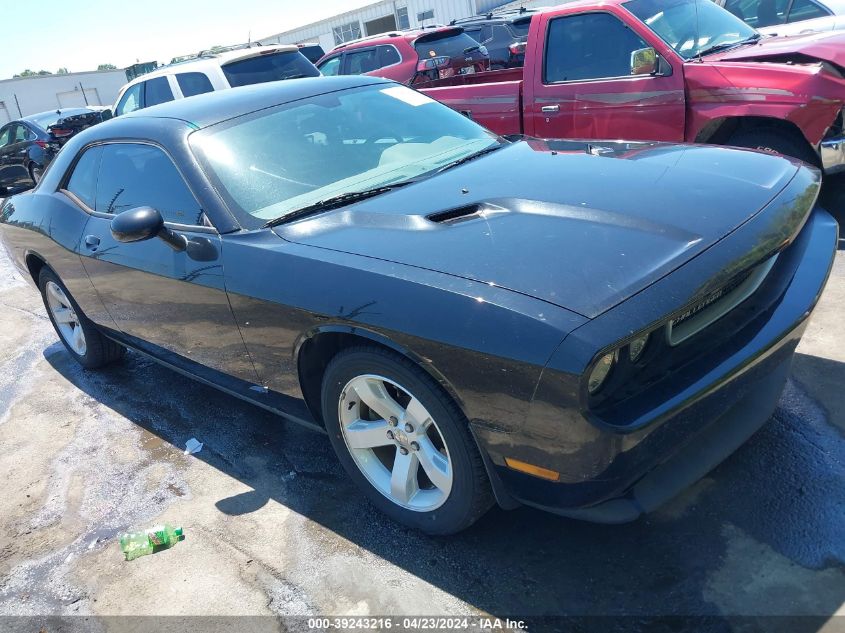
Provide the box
[427,202,504,225]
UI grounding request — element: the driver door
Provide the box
[526,11,685,142]
[72,141,257,381]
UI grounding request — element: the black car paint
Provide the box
[0,76,836,520]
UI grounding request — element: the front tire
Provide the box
[39,267,125,369]
[321,346,493,534]
[728,128,819,167]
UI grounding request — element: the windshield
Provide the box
[191,84,499,227]
[222,51,320,87]
[625,0,758,59]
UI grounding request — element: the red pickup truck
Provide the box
[421,0,845,172]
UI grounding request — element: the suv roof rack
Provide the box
[168,41,267,66]
[449,6,534,25]
[196,41,263,58]
[332,31,404,50]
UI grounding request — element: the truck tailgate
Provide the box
[421,72,523,136]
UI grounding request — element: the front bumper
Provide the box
[819,133,845,174]
[475,206,838,521]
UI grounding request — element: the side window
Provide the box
[788,0,830,22]
[95,144,203,225]
[11,124,28,144]
[345,48,381,74]
[464,27,484,41]
[144,76,174,107]
[734,0,788,26]
[378,45,401,67]
[115,83,143,116]
[545,13,649,83]
[176,72,214,97]
[65,146,104,210]
[318,56,342,76]
[0,126,10,148]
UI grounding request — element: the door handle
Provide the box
[541,105,560,113]
[84,235,100,250]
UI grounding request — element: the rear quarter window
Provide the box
[222,51,320,87]
[65,146,104,209]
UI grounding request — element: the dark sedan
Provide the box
[0,77,836,534]
[0,108,105,192]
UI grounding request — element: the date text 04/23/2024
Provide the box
[306,617,529,630]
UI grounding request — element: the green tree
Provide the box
[57,67,69,74]
[97,63,117,70]
[14,69,52,77]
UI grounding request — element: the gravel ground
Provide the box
[0,185,843,633]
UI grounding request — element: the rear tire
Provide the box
[29,163,43,186]
[728,128,819,167]
[321,346,493,534]
[39,267,125,369]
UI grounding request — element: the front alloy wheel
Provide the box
[322,347,493,534]
[339,374,453,512]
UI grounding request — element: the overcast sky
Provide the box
[1,0,376,79]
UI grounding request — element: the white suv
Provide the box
[112,44,320,117]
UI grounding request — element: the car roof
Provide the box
[122,44,302,86]
[118,75,391,130]
[327,25,466,53]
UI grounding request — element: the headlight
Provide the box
[588,351,617,394]
[628,333,650,363]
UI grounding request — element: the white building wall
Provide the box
[259,0,509,53]
[0,70,127,119]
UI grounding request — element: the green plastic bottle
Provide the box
[120,524,184,561]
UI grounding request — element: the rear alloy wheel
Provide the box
[39,267,125,369]
[322,347,492,534]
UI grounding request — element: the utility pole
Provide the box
[13,93,22,117]
[79,82,89,106]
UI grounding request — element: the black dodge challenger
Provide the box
[0,77,837,534]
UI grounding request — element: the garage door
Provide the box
[57,88,102,108]
[365,14,397,35]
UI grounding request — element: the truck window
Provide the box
[544,13,648,83]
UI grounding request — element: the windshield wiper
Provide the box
[435,143,504,175]
[697,33,761,58]
[263,182,413,228]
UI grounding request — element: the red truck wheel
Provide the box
[728,129,819,168]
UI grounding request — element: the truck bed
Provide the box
[420,68,524,136]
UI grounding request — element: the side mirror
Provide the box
[100,108,113,121]
[111,206,163,243]
[630,47,658,76]
[110,207,186,252]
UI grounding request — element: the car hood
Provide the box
[708,30,845,66]
[273,140,802,318]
